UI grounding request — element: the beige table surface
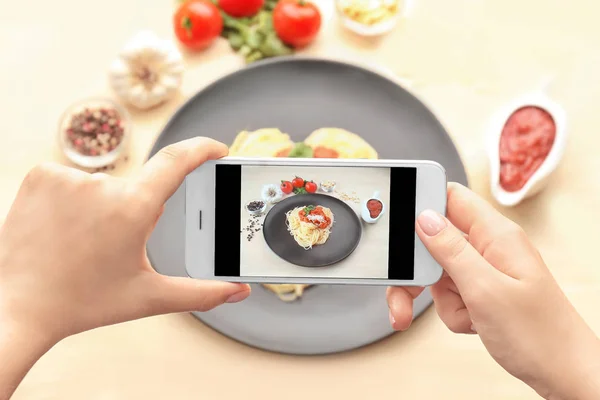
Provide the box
[1,0,600,399]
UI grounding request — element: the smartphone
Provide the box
[185,157,446,286]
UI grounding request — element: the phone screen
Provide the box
[214,164,417,280]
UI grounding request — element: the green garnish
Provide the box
[288,143,314,158]
[216,1,294,64]
[293,187,307,194]
[303,205,315,214]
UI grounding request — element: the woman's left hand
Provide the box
[0,137,250,347]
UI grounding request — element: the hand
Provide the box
[0,137,250,347]
[387,183,600,400]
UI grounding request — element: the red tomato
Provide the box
[219,0,264,17]
[281,180,293,194]
[173,0,223,50]
[313,146,339,158]
[292,177,304,188]
[304,181,317,193]
[273,0,321,48]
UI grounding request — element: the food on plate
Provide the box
[173,0,223,50]
[320,180,336,192]
[230,127,378,302]
[304,128,378,159]
[367,199,383,218]
[219,0,265,17]
[286,142,314,158]
[304,181,318,193]
[286,205,334,249]
[313,146,339,158]
[219,1,294,63]
[109,31,184,110]
[262,184,283,203]
[499,106,556,192]
[229,128,294,157]
[262,283,311,301]
[273,0,322,48]
[280,180,294,194]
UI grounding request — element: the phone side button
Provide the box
[199,210,202,230]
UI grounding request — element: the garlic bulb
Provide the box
[262,184,283,203]
[109,31,184,110]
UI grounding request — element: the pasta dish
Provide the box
[262,284,311,302]
[286,205,334,249]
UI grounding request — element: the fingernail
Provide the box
[417,210,446,236]
[470,324,477,333]
[226,290,250,304]
[388,309,396,328]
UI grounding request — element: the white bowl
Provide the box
[57,97,131,169]
[486,92,567,207]
[335,0,401,37]
[361,191,385,223]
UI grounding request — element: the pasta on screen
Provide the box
[231,127,377,302]
[285,205,334,249]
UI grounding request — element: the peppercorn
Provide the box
[65,107,125,156]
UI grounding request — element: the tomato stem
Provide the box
[181,16,193,38]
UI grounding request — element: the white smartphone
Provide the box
[185,157,446,286]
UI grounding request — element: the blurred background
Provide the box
[1,0,599,398]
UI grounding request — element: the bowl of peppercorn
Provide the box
[57,97,131,169]
[245,200,267,216]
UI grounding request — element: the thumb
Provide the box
[138,137,228,207]
[416,210,504,292]
[147,276,251,314]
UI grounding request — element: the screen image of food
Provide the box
[215,163,417,280]
[213,128,416,300]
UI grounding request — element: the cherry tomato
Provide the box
[304,181,317,193]
[273,0,321,48]
[281,181,293,194]
[218,0,264,17]
[313,146,339,158]
[292,177,305,188]
[174,0,223,51]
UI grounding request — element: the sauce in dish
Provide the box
[299,206,332,229]
[366,199,383,218]
[499,106,556,192]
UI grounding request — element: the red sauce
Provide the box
[313,146,339,158]
[499,106,556,192]
[299,206,331,229]
[366,199,383,218]
[276,147,292,157]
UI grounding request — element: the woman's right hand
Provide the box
[387,183,600,400]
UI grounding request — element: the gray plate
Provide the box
[263,194,362,267]
[147,57,468,355]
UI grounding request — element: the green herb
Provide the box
[216,0,293,63]
[287,142,314,158]
[303,205,315,214]
[294,187,307,194]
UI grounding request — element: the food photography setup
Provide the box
[1,0,600,399]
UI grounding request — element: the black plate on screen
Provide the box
[146,57,469,355]
[263,194,362,267]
